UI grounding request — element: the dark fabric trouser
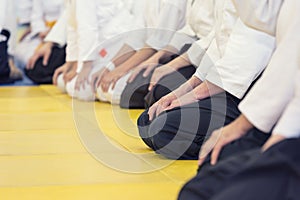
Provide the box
[25,45,66,84]
[137,92,242,160]
[178,138,300,200]
[120,44,193,109]
[0,29,12,84]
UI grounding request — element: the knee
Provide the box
[150,119,200,160]
[140,113,178,155]
[150,84,171,104]
[76,86,95,101]
[120,71,150,109]
[56,74,66,93]
[137,110,156,149]
[178,175,207,200]
[96,87,108,102]
[137,110,151,138]
[97,85,122,105]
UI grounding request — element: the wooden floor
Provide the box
[0,85,197,200]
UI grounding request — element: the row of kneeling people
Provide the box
[1,0,300,199]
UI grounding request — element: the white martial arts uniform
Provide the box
[0,0,17,54]
[192,0,278,100]
[168,0,217,67]
[64,0,139,101]
[43,9,68,93]
[238,0,300,138]
[14,0,64,66]
[17,0,32,25]
[124,0,188,51]
[44,11,67,48]
[97,0,189,104]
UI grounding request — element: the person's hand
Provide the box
[53,64,67,85]
[100,68,127,92]
[53,62,77,85]
[198,115,253,166]
[164,91,198,111]
[63,62,77,83]
[127,57,159,83]
[75,63,93,91]
[262,135,286,152]
[91,68,109,92]
[38,30,50,40]
[148,65,176,91]
[147,93,177,121]
[27,42,53,69]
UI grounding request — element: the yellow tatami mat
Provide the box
[0,86,197,200]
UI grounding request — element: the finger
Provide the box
[70,71,77,81]
[27,55,37,69]
[100,84,105,93]
[43,51,51,66]
[101,83,108,93]
[63,74,69,84]
[128,71,138,83]
[198,144,212,166]
[198,133,219,166]
[75,82,79,91]
[53,69,62,85]
[148,76,157,91]
[148,104,157,121]
[26,58,33,70]
[198,155,207,166]
[63,72,71,83]
[111,79,117,90]
[143,65,154,77]
[104,84,110,93]
[165,104,175,112]
[64,71,76,84]
[95,77,102,89]
[90,76,96,92]
[148,83,154,91]
[82,80,86,90]
[155,102,168,118]
[210,144,223,166]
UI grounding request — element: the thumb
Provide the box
[143,64,155,77]
[43,51,51,66]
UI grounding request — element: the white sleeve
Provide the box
[273,71,300,138]
[65,0,78,62]
[204,19,275,99]
[239,0,300,133]
[30,0,47,35]
[115,0,147,50]
[124,29,147,50]
[167,29,197,52]
[0,0,17,55]
[146,1,187,50]
[17,0,32,25]
[75,0,99,63]
[66,13,78,63]
[0,0,7,32]
[232,0,284,36]
[186,28,216,67]
[127,0,146,29]
[44,10,67,47]
[66,26,78,62]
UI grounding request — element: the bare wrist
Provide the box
[235,115,254,136]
